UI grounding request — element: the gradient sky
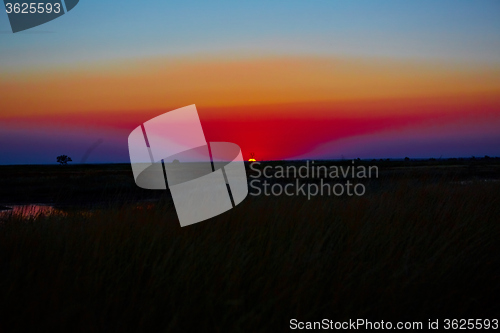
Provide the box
[1,0,499,163]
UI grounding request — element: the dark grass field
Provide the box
[0,159,499,332]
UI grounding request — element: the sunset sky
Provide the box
[1,0,499,163]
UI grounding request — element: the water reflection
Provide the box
[0,201,160,220]
[0,205,67,219]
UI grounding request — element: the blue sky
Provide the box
[1,0,500,71]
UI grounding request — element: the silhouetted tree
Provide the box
[57,155,72,165]
[404,157,410,161]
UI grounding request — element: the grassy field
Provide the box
[0,160,499,332]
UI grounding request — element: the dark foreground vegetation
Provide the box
[0,159,499,332]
